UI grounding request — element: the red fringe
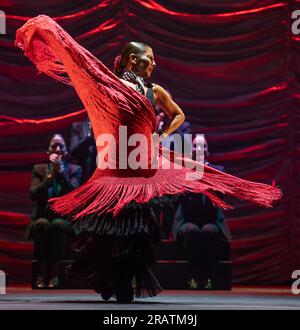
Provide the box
[49,163,282,220]
[16,15,282,221]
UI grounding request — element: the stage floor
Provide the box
[0,286,298,310]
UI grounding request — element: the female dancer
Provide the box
[67,42,186,303]
[16,15,281,303]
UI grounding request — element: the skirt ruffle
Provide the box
[71,196,173,239]
[66,202,163,298]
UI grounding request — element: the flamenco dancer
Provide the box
[16,15,282,303]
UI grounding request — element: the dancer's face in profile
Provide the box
[47,135,67,159]
[133,47,156,79]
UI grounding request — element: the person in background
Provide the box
[172,135,232,289]
[28,134,82,289]
[70,116,97,183]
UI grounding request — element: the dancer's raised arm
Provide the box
[154,84,185,138]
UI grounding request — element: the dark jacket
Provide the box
[171,164,232,241]
[27,162,82,238]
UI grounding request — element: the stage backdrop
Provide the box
[1,0,299,284]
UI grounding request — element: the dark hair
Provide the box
[114,41,151,76]
[48,133,66,146]
[49,133,65,140]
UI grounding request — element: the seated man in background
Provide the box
[28,134,83,289]
[172,135,232,289]
[70,116,97,183]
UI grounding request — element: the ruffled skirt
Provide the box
[66,201,163,298]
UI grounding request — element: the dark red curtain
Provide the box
[0,0,299,284]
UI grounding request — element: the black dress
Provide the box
[67,200,162,298]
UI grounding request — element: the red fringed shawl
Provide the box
[15,15,282,220]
